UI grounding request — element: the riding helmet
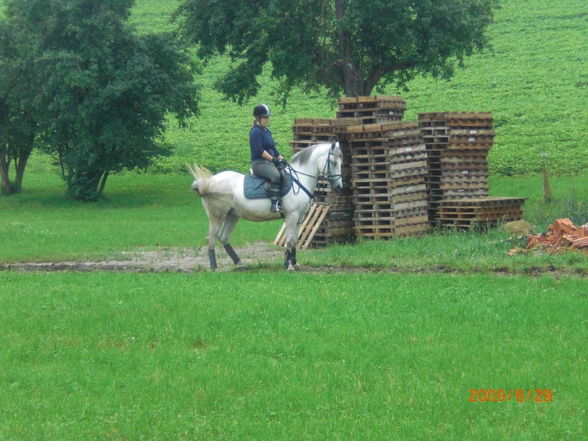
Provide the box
[253,104,271,118]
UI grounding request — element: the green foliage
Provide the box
[3,0,200,200]
[175,0,499,101]
[1,272,586,440]
[0,12,37,195]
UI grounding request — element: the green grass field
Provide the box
[1,272,586,441]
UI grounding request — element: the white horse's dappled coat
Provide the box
[189,142,343,270]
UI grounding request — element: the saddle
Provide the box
[243,174,293,200]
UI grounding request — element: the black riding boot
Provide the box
[269,186,282,212]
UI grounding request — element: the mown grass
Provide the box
[1,271,586,441]
[1,173,586,274]
[0,172,280,263]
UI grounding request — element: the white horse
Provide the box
[188,142,343,270]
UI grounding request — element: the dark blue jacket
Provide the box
[249,125,281,161]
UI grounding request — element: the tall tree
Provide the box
[4,0,200,200]
[0,16,37,195]
[175,0,499,103]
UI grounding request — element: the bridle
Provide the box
[283,142,342,199]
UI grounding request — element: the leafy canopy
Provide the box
[175,0,499,103]
[3,0,200,200]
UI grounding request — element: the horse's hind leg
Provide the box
[218,213,243,267]
[207,216,223,270]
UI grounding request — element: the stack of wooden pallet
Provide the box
[337,96,406,124]
[291,118,342,153]
[280,101,524,247]
[438,197,526,228]
[335,122,429,238]
[418,112,494,225]
[419,112,526,228]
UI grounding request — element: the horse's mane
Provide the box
[290,143,322,167]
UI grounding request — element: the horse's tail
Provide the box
[187,164,214,197]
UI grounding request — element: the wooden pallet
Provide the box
[355,222,429,238]
[439,197,526,208]
[334,121,417,138]
[335,114,404,125]
[344,120,428,239]
[274,203,331,249]
[338,95,406,106]
[437,197,526,228]
[290,118,359,154]
[293,118,361,130]
[337,96,407,121]
[418,112,493,128]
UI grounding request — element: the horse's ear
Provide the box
[331,141,342,156]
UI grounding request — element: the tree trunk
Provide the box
[13,148,32,193]
[97,171,109,196]
[363,68,385,97]
[65,169,103,201]
[335,0,362,97]
[0,148,14,195]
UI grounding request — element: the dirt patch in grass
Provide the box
[1,242,586,278]
[0,242,284,273]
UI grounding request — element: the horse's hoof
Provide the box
[287,264,296,271]
[236,260,244,268]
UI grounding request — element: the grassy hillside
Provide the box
[129,0,587,176]
[1,0,586,176]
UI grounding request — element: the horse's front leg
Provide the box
[284,247,298,271]
[283,214,300,270]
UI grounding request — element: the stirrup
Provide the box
[271,200,283,212]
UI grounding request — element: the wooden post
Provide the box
[542,151,553,203]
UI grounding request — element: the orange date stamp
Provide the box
[469,388,553,403]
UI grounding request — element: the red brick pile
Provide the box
[525,218,588,253]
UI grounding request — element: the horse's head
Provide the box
[324,141,343,190]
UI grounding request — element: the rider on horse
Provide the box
[250,104,286,212]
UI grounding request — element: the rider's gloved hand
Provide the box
[274,158,287,169]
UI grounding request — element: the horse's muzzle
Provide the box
[330,177,343,190]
